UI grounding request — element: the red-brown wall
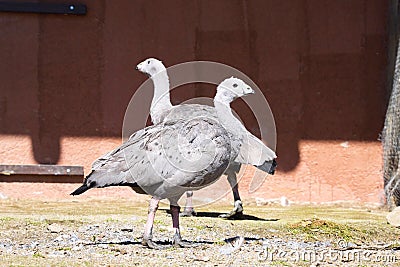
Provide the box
[0,0,389,203]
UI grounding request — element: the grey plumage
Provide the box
[136,58,277,219]
[136,58,277,173]
[71,77,256,248]
[71,119,231,200]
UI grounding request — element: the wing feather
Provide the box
[235,132,276,166]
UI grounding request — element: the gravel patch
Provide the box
[1,200,399,266]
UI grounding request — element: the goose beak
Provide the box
[136,63,143,72]
[248,88,255,94]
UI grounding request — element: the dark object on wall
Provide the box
[0,2,86,15]
[383,0,400,209]
[0,165,84,183]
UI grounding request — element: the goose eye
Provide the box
[233,83,238,88]
[147,60,150,64]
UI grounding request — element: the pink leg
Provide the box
[185,192,193,210]
[182,191,197,216]
[142,197,161,248]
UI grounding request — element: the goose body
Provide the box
[72,117,232,200]
[136,58,277,217]
[71,77,254,248]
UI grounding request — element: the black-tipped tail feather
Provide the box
[268,159,277,175]
[70,184,90,195]
[256,159,277,175]
[70,171,95,196]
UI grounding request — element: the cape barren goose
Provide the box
[71,77,254,248]
[136,58,277,218]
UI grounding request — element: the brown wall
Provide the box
[0,1,390,203]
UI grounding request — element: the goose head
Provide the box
[216,77,255,103]
[136,58,166,77]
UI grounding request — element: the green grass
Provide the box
[32,252,45,258]
[287,218,358,242]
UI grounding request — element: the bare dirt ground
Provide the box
[0,197,399,267]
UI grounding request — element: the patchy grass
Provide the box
[0,199,399,266]
[33,251,46,258]
[287,218,359,242]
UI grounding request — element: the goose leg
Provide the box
[142,197,164,249]
[170,204,195,247]
[219,169,243,219]
[181,191,197,217]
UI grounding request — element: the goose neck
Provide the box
[213,98,244,137]
[150,70,173,116]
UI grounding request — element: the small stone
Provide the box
[48,224,63,233]
[387,206,400,227]
[53,234,70,243]
[255,197,269,206]
[280,196,289,206]
[301,220,312,227]
[200,256,210,262]
[340,141,349,148]
[69,233,79,243]
[30,241,39,248]
[117,248,128,255]
[72,245,82,251]
[219,236,244,255]
[193,255,210,262]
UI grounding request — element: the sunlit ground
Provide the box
[0,199,399,266]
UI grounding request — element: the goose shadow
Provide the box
[194,211,279,221]
[84,240,142,246]
[161,208,279,221]
[84,238,214,247]
[83,236,266,248]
